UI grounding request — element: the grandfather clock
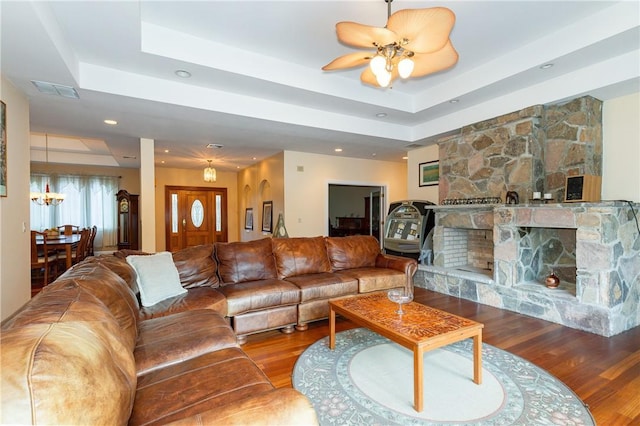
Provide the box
[116,190,139,250]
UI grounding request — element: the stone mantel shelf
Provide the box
[427,204,500,212]
[429,200,637,212]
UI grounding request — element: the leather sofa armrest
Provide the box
[166,388,318,426]
[375,253,418,277]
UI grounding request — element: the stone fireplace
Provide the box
[418,202,639,337]
[414,96,639,337]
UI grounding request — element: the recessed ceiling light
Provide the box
[449,99,459,104]
[402,156,408,160]
[372,153,377,157]
[104,119,118,125]
[161,160,165,164]
[376,112,387,118]
[335,148,343,152]
[252,157,257,160]
[540,63,554,70]
[175,70,192,78]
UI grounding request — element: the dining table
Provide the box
[36,233,81,271]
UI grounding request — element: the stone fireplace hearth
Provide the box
[416,201,640,337]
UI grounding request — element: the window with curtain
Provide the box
[30,174,119,248]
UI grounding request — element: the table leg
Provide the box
[473,331,483,384]
[65,244,72,270]
[414,346,424,412]
[329,307,336,350]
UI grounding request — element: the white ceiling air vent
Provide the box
[206,143,224,149]
[31,80,80,99]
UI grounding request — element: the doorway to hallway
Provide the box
[328,184,384,242]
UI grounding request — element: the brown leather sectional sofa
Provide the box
[126,235,416,343]
[1,235,416,425]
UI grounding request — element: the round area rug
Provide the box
[293,328,594,425]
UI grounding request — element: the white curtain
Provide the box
[30,174,119,248]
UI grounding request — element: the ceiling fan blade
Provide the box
[322,52,373,70]
[410,40,459,77]
[360,67,399,88]
[336,21,397,48]
[387,7,455,53]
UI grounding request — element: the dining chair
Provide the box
[57,228,90,269]
[56,224,80,236]
[30,231,59,288]
[87,225,97,257]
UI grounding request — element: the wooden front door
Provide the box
[165,186,227,252]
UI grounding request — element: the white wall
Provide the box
[237,152,284,242]
[407,144,439,203]
[283,151,407,237]
[603,92,640,202]
[1,76,31,320]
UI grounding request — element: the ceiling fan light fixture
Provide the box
[322,2,457,88]
[398,57,414,78]
[370,55,386,76]
[376,70,392,88]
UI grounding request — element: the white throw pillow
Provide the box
[126,252,187,307]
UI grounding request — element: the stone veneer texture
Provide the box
[438,96,602,204]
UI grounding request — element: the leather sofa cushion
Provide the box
[167,388,319,426]
[131,347,274,425]
[1,286,136,426]
[272,236,331,279]
[139,286,227,320]
[172,244,220,288]
[45,262,140,349]
[114,246,220,289]
[135,309,238,376]
[216,238,278,284]
[335,267,405,293]
[285,272,358,302]
[84,255,139,291]
[326,235,381,270]
[218,278,300,316]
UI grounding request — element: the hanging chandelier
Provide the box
[322,0,458,88]
[30,134,65,206]
[203,159,217,182]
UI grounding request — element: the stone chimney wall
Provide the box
[438,96,602,203]
[543,96,603,201]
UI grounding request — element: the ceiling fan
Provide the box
[322,0,458,88]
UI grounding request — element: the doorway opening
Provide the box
[328,184,384,241]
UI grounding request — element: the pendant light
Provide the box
[204,160,217,182]
[30,134,65,206]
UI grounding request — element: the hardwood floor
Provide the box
[243,287,640,425]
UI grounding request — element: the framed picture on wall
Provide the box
[262,201,273,233]
[419,160,439,187]
[244,208,253,230]
[0,101,6,197]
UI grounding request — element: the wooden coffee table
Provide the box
[329,292,484,412]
